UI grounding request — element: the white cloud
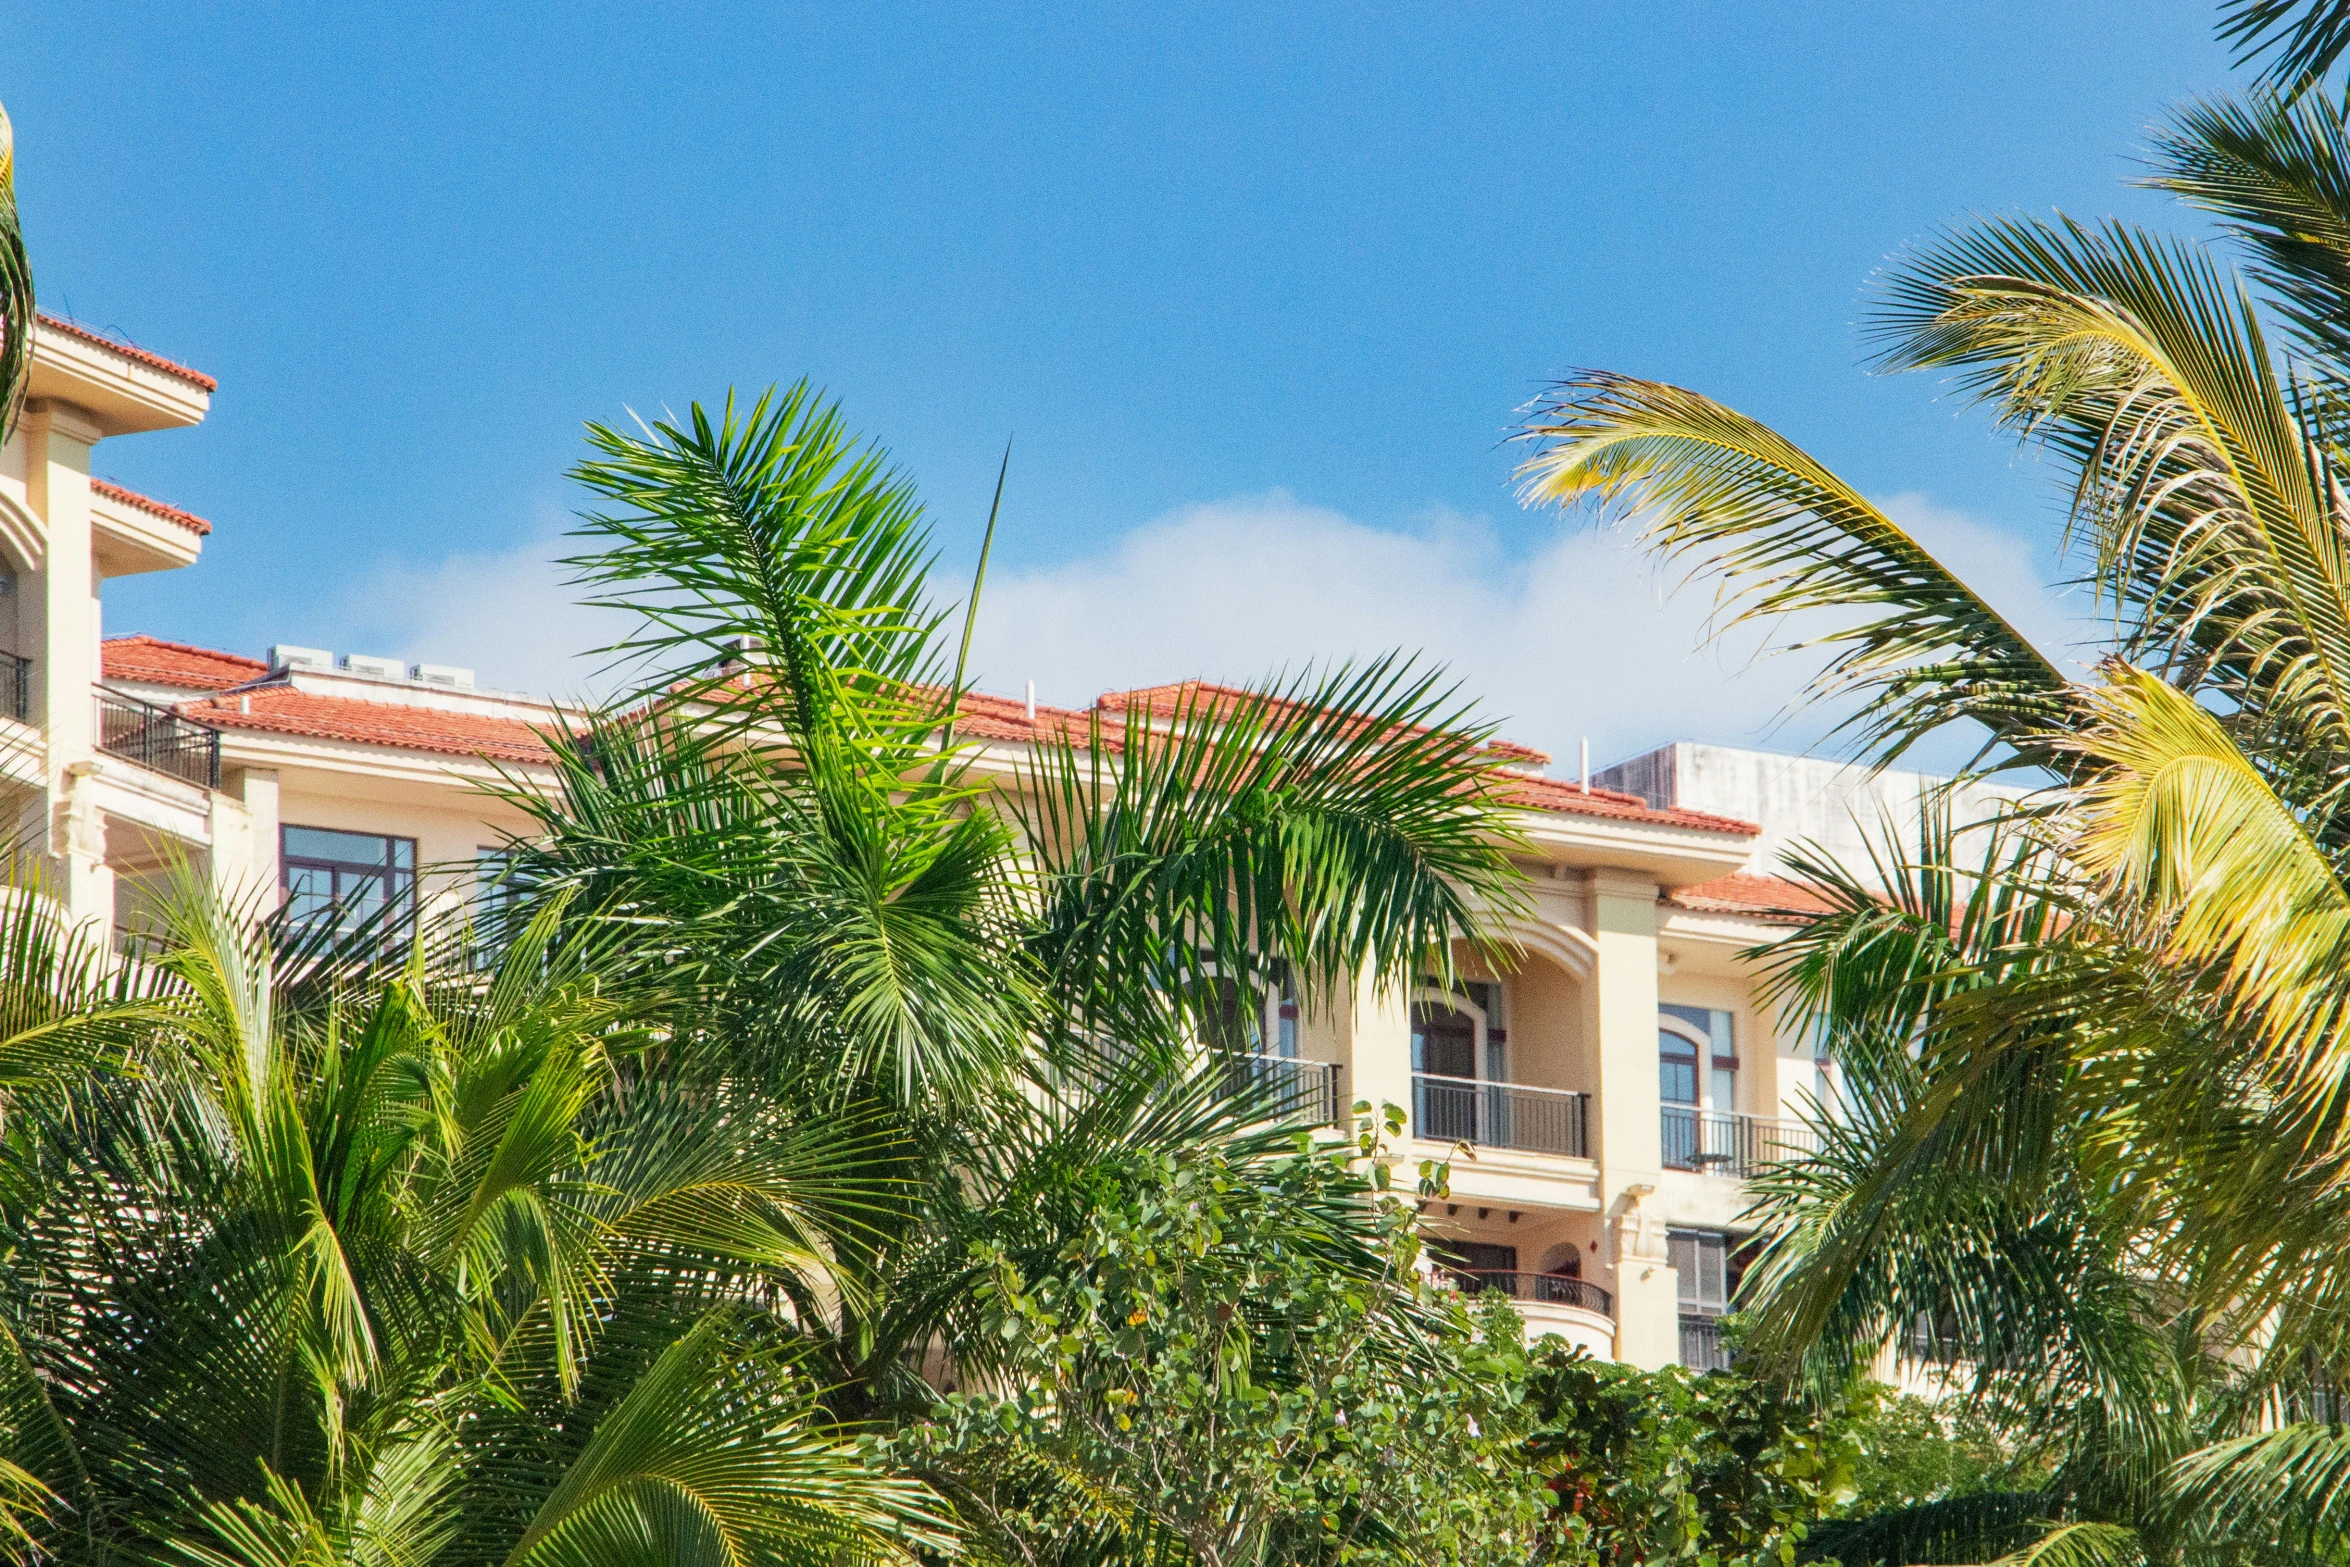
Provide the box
[965,489,2092,773]
[333,508,630,700]
[342,486,2094,778]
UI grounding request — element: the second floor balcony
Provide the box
[97,688,221,789]
[1661,1106,1822,1180]
[1413,1072,1589,1158]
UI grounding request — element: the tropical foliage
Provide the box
[0,366,1539,1563]
[1514,1,2350,1561]
[893,1113,1549,1567]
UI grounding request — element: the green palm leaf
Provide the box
[1512,374,2070,771]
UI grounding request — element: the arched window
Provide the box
[1412,1001,1479,1081]
[1658,1024,1700,1106]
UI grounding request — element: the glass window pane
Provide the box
[284,826,391,865]
[1712,1064,1737,1111]
[285,865,333,923]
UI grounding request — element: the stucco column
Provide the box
[210,767,278,912]
[1583,866,1681,1368]
[20,403,107,932]
[1345,970,1415,1139]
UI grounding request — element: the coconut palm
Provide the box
[1510,4,2350,1556]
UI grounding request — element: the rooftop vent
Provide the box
[341,653,405,680]
[269,644,332,672]
[412,663,476,689]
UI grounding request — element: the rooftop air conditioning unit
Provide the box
[413,663,476,689]
[341,653,406,680]
[269,644,332,672]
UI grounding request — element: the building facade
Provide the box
[4,312,1853,1374]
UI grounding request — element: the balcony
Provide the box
[1413,1073,1588,1157]
[3,656,27,723]
[1226,1053,1343,1125]
[96,689,221,790]
[1440,1268,1614,1317]
[1661,1107,1821,1179]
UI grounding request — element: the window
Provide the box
[282,826,416,933]
[1658,1027,1699,1105]
[1669,1229,1734,1315]
[474,847,519,963]
[1412,978,1506,1080]
[1662,1003,1737,1111]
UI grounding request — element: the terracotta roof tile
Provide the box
[102,635,267,691]
[91,479,213,536]
[176,686,554,767]
[1668,873,1838,923]
[37,313,217,393]
[1504,773,1759,834]
[1095,679,1554,769]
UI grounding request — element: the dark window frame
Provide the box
[281,824,418,934]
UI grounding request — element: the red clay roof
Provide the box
[176,686,554,767]
[91,479,213,537]
[1668,874,1838,923]
[1505,774,1758,835]
[103,635,267,691]
[1095,679,1553,769]
[37,314,217,393]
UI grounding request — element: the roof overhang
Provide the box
[28,321,211,437]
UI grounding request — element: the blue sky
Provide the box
[10,2,2235,766]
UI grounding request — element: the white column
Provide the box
[1584,867,1681,1368]
[19,403,108,934]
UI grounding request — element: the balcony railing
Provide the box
[1413,1073,1588,1156]
[96,689,221,790]
[1442,1269,1614,1318]
[1681,1312,1733,1371]
[1661,1107,1822,1179]
[1226,1053,1343,1125]
[5,656,27,723]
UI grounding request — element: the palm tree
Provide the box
[0,96,34,444]
[0,865,951,1567]
[488,385,1535,1432]
[1510,2,2350,1556]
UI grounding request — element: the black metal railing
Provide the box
[96,688,221,789]
[1681,1312,1733,1371]
[6,656,28,723]
[1442,1269,1614,1317]
[1226,1054,1343,1125]
[1660,1107,1822,1179]
[1412,1073,1588,1156]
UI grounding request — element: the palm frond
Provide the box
[1019,655,1532,1028]
[2219,0,2350,99]
[1512,374,2071,771]
[1872,215,2350,797]
[566,382,945,745]
[2146,92,2350,365]
[0,101,30,446]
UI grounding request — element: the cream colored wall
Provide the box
[270,775,542,925]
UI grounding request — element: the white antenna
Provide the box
[1025,679,1036,722]
[1579,737,1589,793]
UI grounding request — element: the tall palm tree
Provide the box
[1511,3,2350,1555]
[492,385,1534,1427]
